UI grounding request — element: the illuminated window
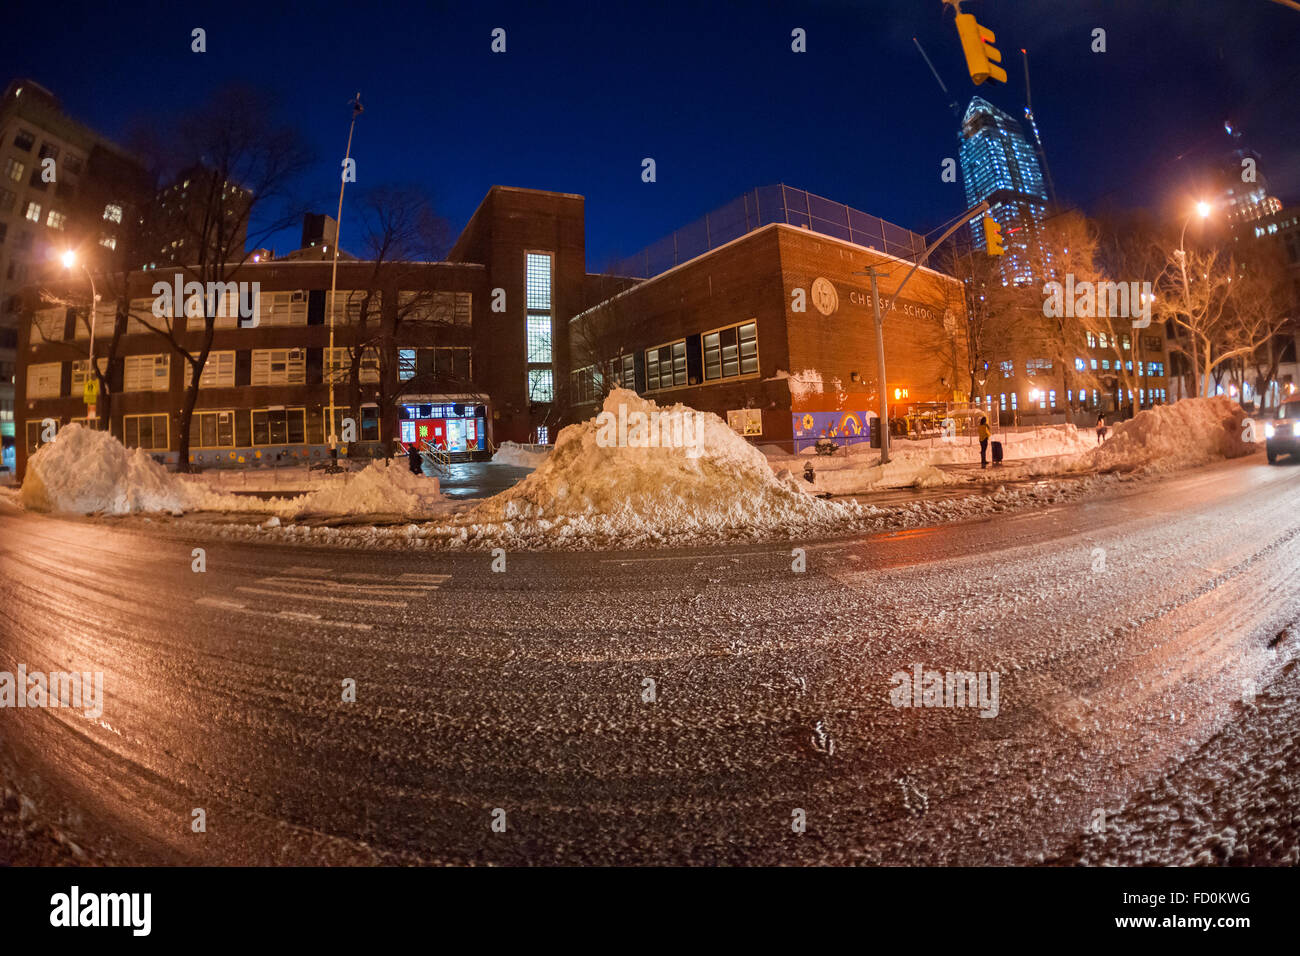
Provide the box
[646,340,687,390]
[527,315,552,363]
[199,351,236,388]
[4,158,23,182]
[526,253,552,311]
[124,354,170,391]
[399,349,416,381]
[71,358,107,391]
[251,349,305,386]
[46,210,66,230]
[528,368,553,403]
[23,201,40,222]
[704,321,758,381]
[26,362,61,398]
[103,203,123,223]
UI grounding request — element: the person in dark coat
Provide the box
[1096,415,1107,444]
[408,442,423,476]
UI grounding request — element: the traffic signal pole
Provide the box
[854,200,992,467]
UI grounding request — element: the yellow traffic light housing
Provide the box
[983,217,1005,256]
[955,12,1008,85]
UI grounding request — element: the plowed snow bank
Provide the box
[443,389,856,544]
[20,424,199,515]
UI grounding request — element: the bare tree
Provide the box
[1155,245,1240,398]
[129,86,312,471]
[328,185,455,457]
[568,269,645,408]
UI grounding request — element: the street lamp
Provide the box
[326,92,364,452]
[62,250,101,417]
[1175,199,1213,397]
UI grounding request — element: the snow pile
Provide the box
[444,389,856,544]
[20,424,200,515]
[1045,396,1251,475]
[491,441,551,469]
[286,460,444,517]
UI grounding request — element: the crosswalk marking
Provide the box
[196,596,371,630]
[235,585,404,608]
[266,576,433,595]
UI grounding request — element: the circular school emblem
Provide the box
[811,277,839,316]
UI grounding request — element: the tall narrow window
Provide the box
[525,252,553,402]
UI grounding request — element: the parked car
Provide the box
[1265,401,1300,464]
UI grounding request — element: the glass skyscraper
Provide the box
[959,96,1049,284]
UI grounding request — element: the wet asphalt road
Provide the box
[1,455,1298,865]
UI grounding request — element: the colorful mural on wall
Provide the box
[791,410,876,451]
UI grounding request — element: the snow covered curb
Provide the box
[169,470,1126,551]
[19,426,448,520]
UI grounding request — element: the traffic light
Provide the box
[983,217,1005,256]
[955,12,1007,85]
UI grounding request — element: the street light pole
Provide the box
[326,93,363,450]
[865,266,891,465]
[852,199,991,467]
[1176,201,1211,398]
[62,251,101,420]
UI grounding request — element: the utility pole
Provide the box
[855,200,990,466]
[864,266,892,464]
[326,92,363,451]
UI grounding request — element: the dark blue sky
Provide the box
[5,0,1299,263]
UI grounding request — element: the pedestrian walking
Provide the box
[1096,415,1107,445]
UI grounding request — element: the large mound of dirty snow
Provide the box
[286,460,444,517]
[448,389,855,543]
[491,441,551,468]
[21,424,199,515]
[1081,396,1250,473]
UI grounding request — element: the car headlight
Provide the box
[1265,423,1275,438]
[1293,422,1300,437]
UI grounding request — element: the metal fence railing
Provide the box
[612,184,928,279]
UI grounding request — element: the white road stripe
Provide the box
[398,573,452,583]
[196,597,247,610]
[234,586,405,608]
[265,576,433,595]
[196,595,371,630]
[284,566,331,574]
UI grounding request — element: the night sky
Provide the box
[5,0,1299,264]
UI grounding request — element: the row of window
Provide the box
[1071,357,1166,376]
[10,127,84,173]
[26,406,387,455]
[981,388,1169,412]
[1084,331,1164,352]
[569,321,760,404]
[30,291,473,341]
[570,354,636,404]
[28,345,473,399]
